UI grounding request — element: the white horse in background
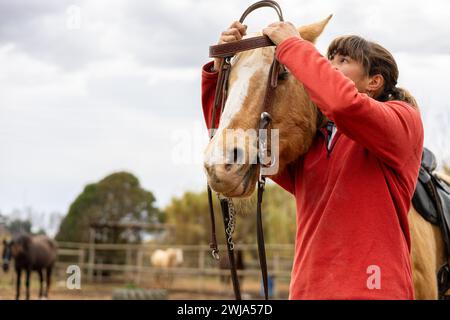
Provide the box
[150,248,183,287]
[151,248,183,268]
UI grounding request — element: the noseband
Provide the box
[2,246,11,265]
[207,0,287,300]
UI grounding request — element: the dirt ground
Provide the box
[0,287,235,300]
[0,274,289,300]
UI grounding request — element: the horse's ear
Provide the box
[298,14,333,44]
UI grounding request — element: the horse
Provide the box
[150,248,183,287]
[219,249,245,287]
[2,234,57,300]
[150,248,183,268]
[203,16,449,299]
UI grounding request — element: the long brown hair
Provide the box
[327,35,418,109]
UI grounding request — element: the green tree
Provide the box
[262,183,297,244]
[56,172,161,243]
[164,191,212,245]
[6,219,32,234]
[164,183,296,245]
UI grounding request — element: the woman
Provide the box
[201,21,424,299]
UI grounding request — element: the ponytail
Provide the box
[382,86,419,110]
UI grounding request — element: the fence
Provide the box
[55,242,294,298]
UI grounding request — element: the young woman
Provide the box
[201,21,424,300]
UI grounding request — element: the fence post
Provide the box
[88,228,96,282]
[126,246,132,283]
[78,249,84,266]
[135,247,144,285]
[198,247,205,293]
[273,251,280,299]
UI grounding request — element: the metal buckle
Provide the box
[211,249,220,260]
[258,112,273,176]
[224,56,233,65]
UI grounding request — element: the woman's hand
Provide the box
[262,22,301,46]
[213,21,247,71]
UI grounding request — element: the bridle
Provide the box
[2,241,12,269]
[206,0,288,300]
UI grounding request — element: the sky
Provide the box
[0,0,449,234]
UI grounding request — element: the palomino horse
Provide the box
[150,248,183,287]
[2,234,57,300]
[203,16,449,299]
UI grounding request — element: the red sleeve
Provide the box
[201,61,221,130]
[276,37,424,170]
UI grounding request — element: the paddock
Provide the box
[0,242,293,300]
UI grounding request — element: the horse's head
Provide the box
[2,239,13,272]
[2,235,31,272]
[204,16,332,198]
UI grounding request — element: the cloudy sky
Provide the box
[1,0,449,232]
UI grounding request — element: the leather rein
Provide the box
[206,0,286,300]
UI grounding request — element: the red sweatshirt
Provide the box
[201,37,423,300]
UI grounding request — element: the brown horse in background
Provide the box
[2,234,57,300]
[219,249,245,286]
[203,16,449,299]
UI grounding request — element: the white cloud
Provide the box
[0,0,449,227]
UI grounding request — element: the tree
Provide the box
[55,172,162,243]
[0,210,47,236]
[6,219,32,234]
[0,213,10,240]
[164,183,296,245]
[164,191,212,245]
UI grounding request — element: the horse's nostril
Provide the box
[225,148,245,171]
[224,148,244,171]
[231,148,244,164]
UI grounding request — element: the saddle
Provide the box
[412,147,450,299]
